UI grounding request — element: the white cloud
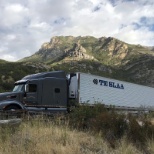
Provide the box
[1,55,17,62]
[5,4,24,12]
[1,3,29,27]
[0,0,154,61]
[114,25,154,45]
[6,34,17,40]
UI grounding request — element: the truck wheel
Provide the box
[4,105,22,118]
[5,105,20,110]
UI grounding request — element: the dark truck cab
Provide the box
[0,71,68,113]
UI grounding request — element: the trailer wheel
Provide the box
[4,105,22,118]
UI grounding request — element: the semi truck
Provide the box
[0,71,154,113]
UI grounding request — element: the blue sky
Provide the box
[0,0,154,61]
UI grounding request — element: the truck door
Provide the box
[25,80,39,105]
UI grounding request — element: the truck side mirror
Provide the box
[25,84,29,93]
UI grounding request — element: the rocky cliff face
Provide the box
[25,36,97,63]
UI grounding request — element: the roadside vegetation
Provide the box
[0,104,154,154]
[0,61,47,92]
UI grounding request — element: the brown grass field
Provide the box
[0,115,154,154]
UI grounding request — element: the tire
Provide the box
[5,105,20,110]
[5,105,22,118]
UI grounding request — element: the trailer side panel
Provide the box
[78,73,154,110]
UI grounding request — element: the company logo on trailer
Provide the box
[93,79,124,89]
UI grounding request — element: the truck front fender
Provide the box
[0,100,25,110]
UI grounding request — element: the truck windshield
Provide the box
[13,84,24,92]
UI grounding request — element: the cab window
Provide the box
[29,84,37,92]
[13,84,24,92]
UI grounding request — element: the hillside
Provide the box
[0,61,48,92]
[0,36,154,92]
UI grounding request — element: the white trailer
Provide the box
[69,72,154,111]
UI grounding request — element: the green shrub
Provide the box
[126,115,154,147]
[68,104,154,149]
[68,104,107,129]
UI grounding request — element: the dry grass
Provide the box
[147,139,154,154]
[114,138,142,154]
[0,117,153,154]
[150,118,154,125]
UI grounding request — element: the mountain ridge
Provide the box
[20,36,154,87]
[0,35,154,92]
[20,36,154,66]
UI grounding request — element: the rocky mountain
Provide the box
[21,36,154,64]
[0,36,154,92]
[21,36,154,87]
